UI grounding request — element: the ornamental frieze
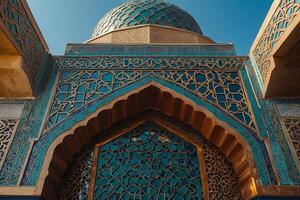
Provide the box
[0,119,18,171]
[55,56,246,70]
[283,119,300,164]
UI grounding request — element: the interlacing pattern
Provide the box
[0,0,46,83]
[46,70,142,129]
[0,101,36,185]
[283,119,300,162]
[244,61,300,184]
[252,0,300,83]
[45,57,255,133]
[93,122,203,199]
[92,0,202,38]
[55,57,245,70]
[59,147,94,200]
[202,141,241,200]
[277,104,300,117]
[0,119,18,170]
[58,118,242,199]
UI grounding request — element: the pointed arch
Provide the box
[36,83,263,200]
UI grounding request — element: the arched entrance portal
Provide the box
[40,84,259,200]
[57,112,241,200]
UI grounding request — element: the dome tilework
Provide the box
[92,0,202,38]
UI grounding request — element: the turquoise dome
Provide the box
[92,0,202,38]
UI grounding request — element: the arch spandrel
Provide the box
[46,57,256,131]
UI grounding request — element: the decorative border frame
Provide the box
[0,119,19,171]
[280,116,300,171]
[277,104,300,173]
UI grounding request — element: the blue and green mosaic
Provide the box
[92,0,202,38]
[94,122,203,199]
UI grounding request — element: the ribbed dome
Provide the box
[92,0,202,38]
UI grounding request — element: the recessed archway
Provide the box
[38,84,261,200]
[57,112,243,200]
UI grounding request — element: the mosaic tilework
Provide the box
[277,104,300,117]
[22,72,274,186]
[265,102,300,184]
[252,0,300,83]
[0,101,35,185]
[0,56,55,186]
[55,57,245,70]
[59,147,94,200]
[92,0,202,38]
[93,122,203,199]
[202,141,241,200]
[0,119,18,170]
[57,113,242,199]
[283,119,300,162]
[45,57,255,134]
[0,52,56,186]
[19,54,279,188]
[0,0,46,85]
[20,53,280,188]
[46,70,254,130]
[244,60,300,184]
[65,44,237,57]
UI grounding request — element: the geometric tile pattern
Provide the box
[55,57,245,70]
[244,59,300,184]
[0,0,46,85]
[59,147,94,200]
[252,0,300,83]
[283,118,300,163]
[263,102,300,184]
[0,98,46,186]
[0,100,38,186]
[277,104,300,117]
[92,0,202,38]
[45,57,255,134]
[93,122,203,199]
[202,140,242,200]
[57,116,242,199]
[0,101,35,186]
[45,68,255,133]
[0,119,18,171]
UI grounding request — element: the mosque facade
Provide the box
[0,0,300,199]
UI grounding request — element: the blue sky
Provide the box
[27,0,273,55]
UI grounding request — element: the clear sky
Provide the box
[27,0,273,55]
